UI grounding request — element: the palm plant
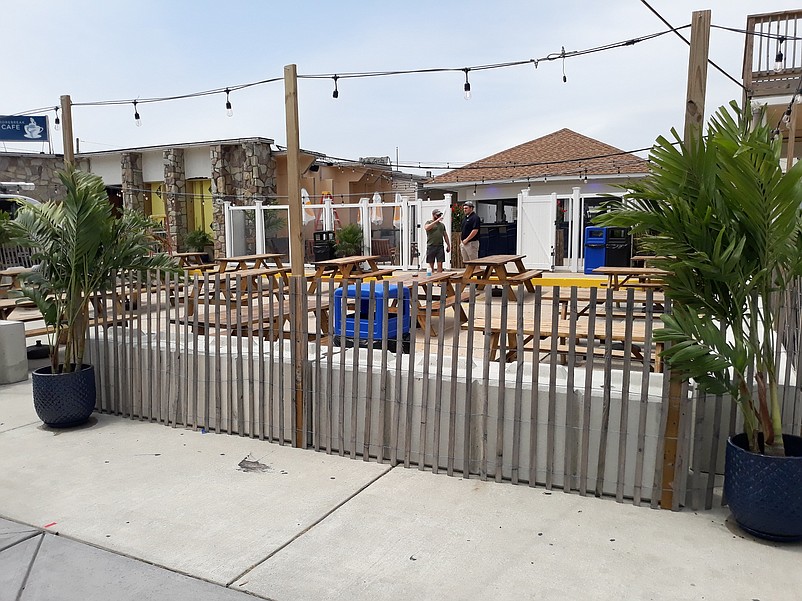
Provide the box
[9,167,177,373]
[334,222,364,257]
[596,102,802,457]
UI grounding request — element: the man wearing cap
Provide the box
[424,208,450,273]
[460,200,481,262]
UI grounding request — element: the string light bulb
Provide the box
[133,100,141,127]
[561,46,567,83]
[463,68,472,100]
[473,183,477,196]
[332,75,339,99]
[225,88,233,117]
[783,107,792,126]
[775,36,786,71]
[53,106,60,131]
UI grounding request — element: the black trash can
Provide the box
[604,227,632,267]
[313,230,335,262]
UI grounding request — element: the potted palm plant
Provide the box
[597,102,802,541]
[9,167,176,427]
[184,227,214,261]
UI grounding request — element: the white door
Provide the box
[417,198,452,269]
[517,192,556,270]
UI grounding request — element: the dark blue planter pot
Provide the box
[31,364,96,428]
[724,432,802,542]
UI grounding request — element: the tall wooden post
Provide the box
[59,94,75,167]
[284,64,307,448]
[661,9,710,510]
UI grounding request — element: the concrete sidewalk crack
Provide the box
[0,421,43,435]
[0,530,39,554]
[225,464,396,588]
[14,532,43,601]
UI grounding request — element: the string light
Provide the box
[472,183,477,196]
[463,68,472,100]
[53,106,60,131]
[561,46,567,83]
[225,88,233,117]
[133,100,141,127]
[332,75,339,99]
[783,106,792,126]
[776,36,786,71]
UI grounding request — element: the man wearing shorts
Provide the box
[460,200,480,262]
[424,208,450,272]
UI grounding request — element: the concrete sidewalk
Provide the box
[1,375,801,600]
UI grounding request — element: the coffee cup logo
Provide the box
[24,118,44,139]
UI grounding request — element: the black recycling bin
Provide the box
[313,230,335,262]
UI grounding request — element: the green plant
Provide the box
[334,222,363,257]
[8,167,177,373]
[596,102,802,456]
[184,228,213,252]
[451,202,465,231]
[0,210,10,245]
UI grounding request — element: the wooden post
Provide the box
[284,64,307,448]
[59,94,75,167]
[661,9,711,509]
[683,10,711,143]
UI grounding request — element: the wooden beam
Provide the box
[284,64,307,449]
[59,94,74,167]
[662,9,711,510]
[683,9,711,143]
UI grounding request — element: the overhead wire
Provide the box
[638,0,747,92]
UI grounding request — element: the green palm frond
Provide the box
[596,101,802,454]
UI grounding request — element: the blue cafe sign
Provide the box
[0,115,49,142]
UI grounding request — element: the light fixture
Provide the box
[561,46,567,83]
[473,183,477,196]
[463,68,472,100]
[332,75,339,99]
[53,106,60,131]
[783,106,792,126]
[133,100,141,127]
[225,88,233,117]
[526,177,531,191]
[775,36,786,71]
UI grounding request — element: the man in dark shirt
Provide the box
[460,200,480,262]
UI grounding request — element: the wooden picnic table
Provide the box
[186,267,286,316]
[172,252,213,270]
[592,266,669,291]
[215,252,287,272]
[0,297,36,320]
[0,266,33,290]
[461,254,542,301]
[630,255,669,267]
[540,287,666,320]
[388,271,469,336]
[307,255,394,294]
[179,296,331,340]
[469,317,664,371]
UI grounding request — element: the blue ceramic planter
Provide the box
[724,433,802,542]
[31,364,96,428]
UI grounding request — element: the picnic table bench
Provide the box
[307,255,394,294]
[465,317,663,370]
[461,254,541,301]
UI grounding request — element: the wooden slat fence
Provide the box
[83,270,802,511]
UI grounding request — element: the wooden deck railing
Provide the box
[744,10,802,98]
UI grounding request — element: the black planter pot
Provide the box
[724,432,802,542]
[31,364,96,428]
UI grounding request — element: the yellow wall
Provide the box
[149,183,165,223]
[189,179,213,233]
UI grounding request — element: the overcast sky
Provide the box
[3,1,798,174]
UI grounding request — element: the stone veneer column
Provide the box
[121,152,144,212]
[163,148,186,251]
[209,141,277,257]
